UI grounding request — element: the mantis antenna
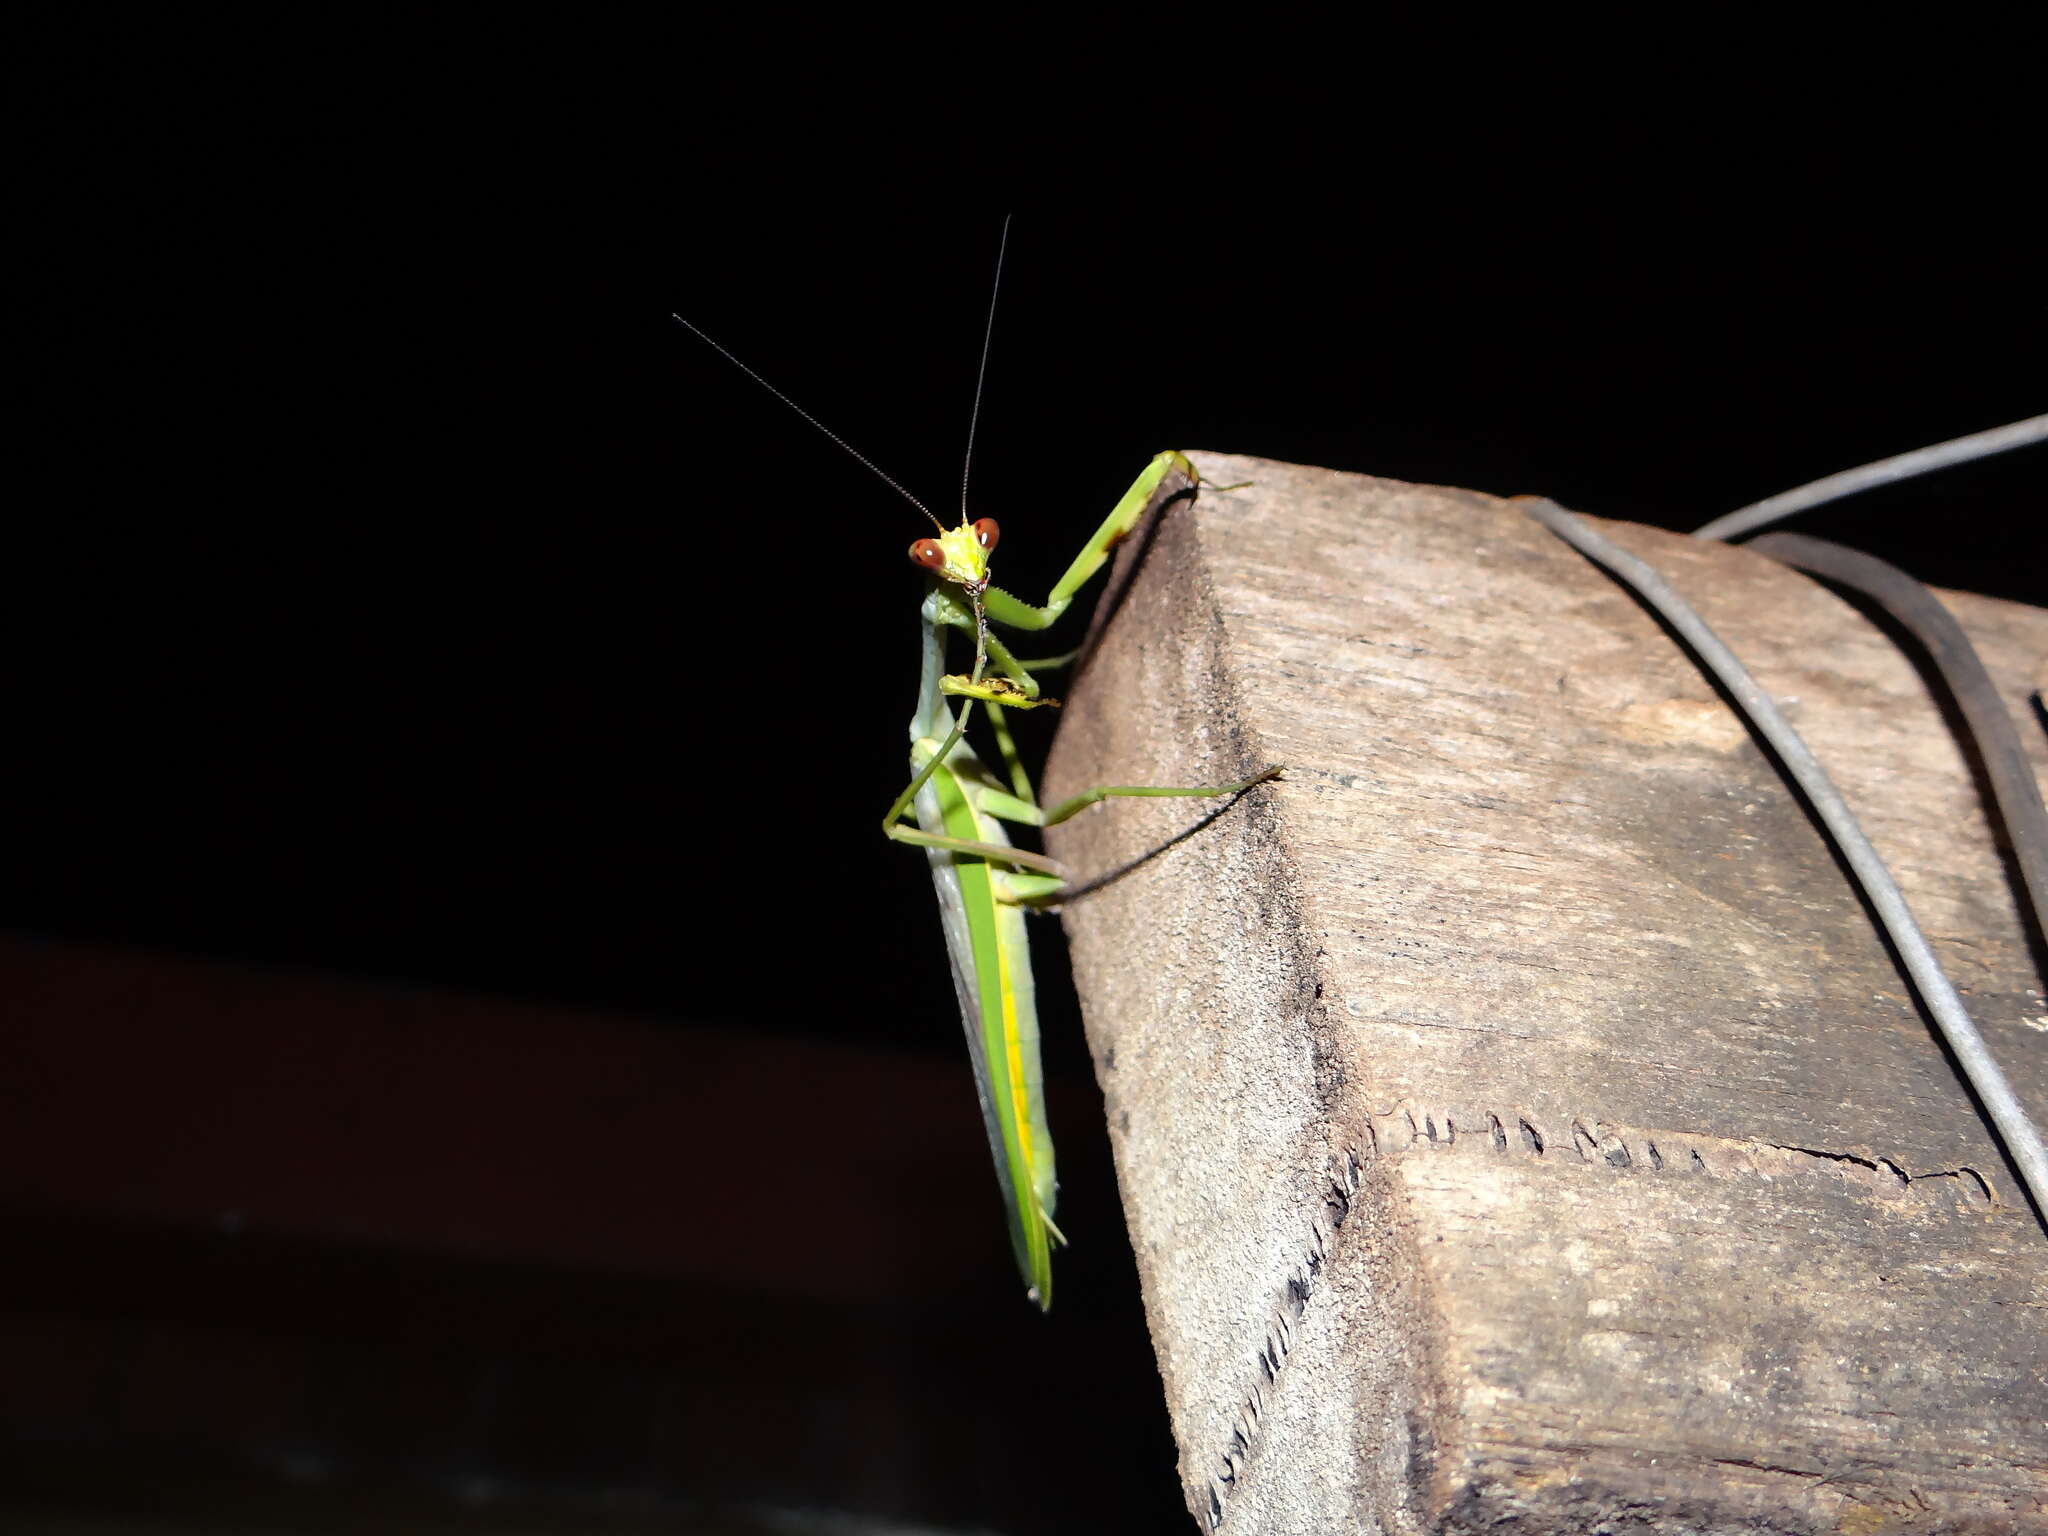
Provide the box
[670,310,946,533]
[958,215,1012,522]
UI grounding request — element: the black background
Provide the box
[22,145,2043,1039]
[9,25,2045,1534]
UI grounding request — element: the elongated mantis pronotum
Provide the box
[674,247,1278,1308]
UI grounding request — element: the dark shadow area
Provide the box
[0,939,1186,1534]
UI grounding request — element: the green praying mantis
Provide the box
[674,246,1278,1309]
[877,454,1280,1310]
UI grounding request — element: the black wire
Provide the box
[1747,532,2048,951]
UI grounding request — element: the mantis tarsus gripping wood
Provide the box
[674,240,1280,1310]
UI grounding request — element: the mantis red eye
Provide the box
[909,539,946,570]
[972,517,999,552]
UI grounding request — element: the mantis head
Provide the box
[910,517,1000,597]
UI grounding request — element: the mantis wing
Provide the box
[914,735,1059,1309]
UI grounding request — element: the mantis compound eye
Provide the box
[909,539,947,571]
[972,518,1000,552]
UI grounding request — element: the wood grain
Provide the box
[1043,454,2047,1535]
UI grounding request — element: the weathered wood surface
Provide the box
[1042,454,2047,1535]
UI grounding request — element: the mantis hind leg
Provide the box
[1038,765,1284,829]
[992,869,1067,908]
[972,702,1282,825]
[885,821,1069,880]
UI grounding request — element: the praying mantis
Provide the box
[674,245,1278,1309]
[876,454,1280,1309]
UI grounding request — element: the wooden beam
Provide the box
[1043,453,2047,1533]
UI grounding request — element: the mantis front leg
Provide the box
[984,450,1203,631]
[930,451,1206,709]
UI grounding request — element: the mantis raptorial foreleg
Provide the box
[926,450,1204,707]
